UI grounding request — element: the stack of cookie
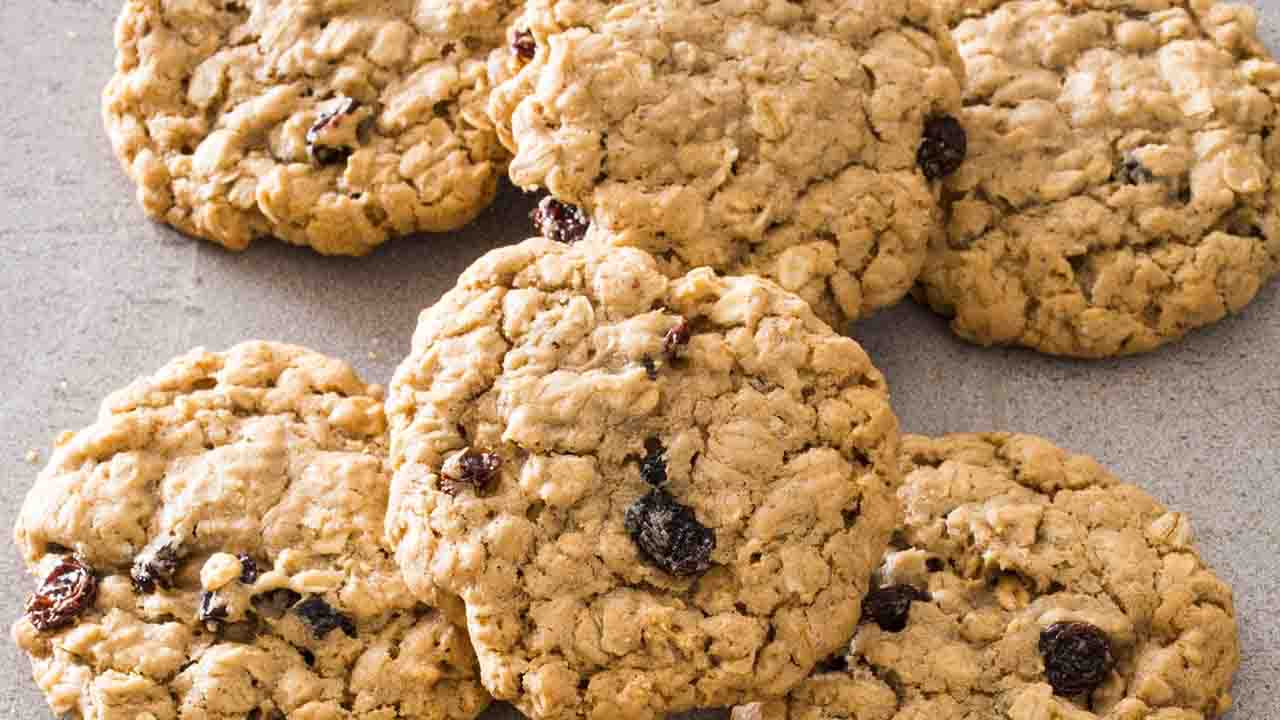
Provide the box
[13,0,1271,718]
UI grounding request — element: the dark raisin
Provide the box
[624,489,715,577]
[917,114,967,181]
[440,449,503,496]
[663,319,691,359]
[1117,154,1155,185]
[642,357,659,379]
[199,591,229,627]
[309,142,353,167]
[531,196,589,244]
[306,96,359,166]
[639,438,668,487]
[25,556,98,632]
[252,588,302,619]
[238,555,258,585]
[311,147,351,165]
[862,584,930,633]
[294,595,357,639]
[925,557,945,572]
[512,30,536,61]
[814,653,849,674]
[131,543,180,594]
[1225,212,1265,239]
[1039,622,1114,696]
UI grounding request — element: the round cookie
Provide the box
[103,0,518,255]
[13,342,491,720]
[734,433,1240,720]
[486,0,967,325]
[918,0,1280,357]
[385,238,902,719]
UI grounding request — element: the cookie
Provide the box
[384,238,902,719]
[486,0,966,325]
[918,0,1280,357]
[734,433,1240,720]
[103,0,518,255]
[12,342,491,720]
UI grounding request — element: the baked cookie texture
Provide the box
[919,0,1280,357]
[385,238,902,719]
[734,433,1240,720]
[103,0,518,255]
[13,342,490,720]
[487,0,966,326]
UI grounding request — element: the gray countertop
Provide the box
[1,1,1276,718]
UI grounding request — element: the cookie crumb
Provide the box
[24,449,40,464]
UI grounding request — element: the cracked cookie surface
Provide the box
[487,0,965,325]
[103,0,518,255]
[385,238,902,719]
[13,342,490,720]
[919,0,1280,357]
[733,433,1240,720]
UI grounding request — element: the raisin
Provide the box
[639,438,668,487]
[1040,622,1114,696]
[917,114,967,181]
[531,196,589,244]
[238,555,258,584]
[642,357,659,379]
[862,584,930,633]
[814,653,849,674]
[663,319,691,359]
[25,556,97,632]
[1117,154,1155,185]
[294,595,357,639]
[925,557,945,572]
[624,489,715,577]
[512,29,536,61]
[441,449,503,496]
[131,543,180,594]
[306,96,360,166]
[308,141,353,166]
[252,588,302,619]
[199,591,229,627]
[1227,216,1265,239]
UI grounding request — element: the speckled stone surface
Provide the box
[0,1,1275,718]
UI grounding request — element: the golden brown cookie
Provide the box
[13,342,490,720]
[385,238,902,719]
[488,0,966,325]
[735,433,1240,720]
[104,0,517,254]
[919,0,1280,357]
